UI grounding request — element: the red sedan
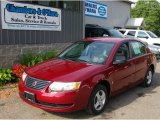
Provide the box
[19,37,157,115]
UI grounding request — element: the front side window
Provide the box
[147,31,158,38]
[130,41,146,57]
[137,31,148,38]
[58,41,115,64]
[114,43,130,61]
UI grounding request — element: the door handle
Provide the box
[124,66,129,69]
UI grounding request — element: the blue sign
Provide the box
[85,1,107,19]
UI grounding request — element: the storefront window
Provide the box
[62,1,80,11]
[12,1,80,11]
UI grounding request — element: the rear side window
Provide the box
[127,31,136,37]
[119,30,126,34]
[130,41,146,57]
[137,31,148,38]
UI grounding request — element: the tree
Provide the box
[131,0,160,36]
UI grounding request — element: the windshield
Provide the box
[58,41,115,64]
[108,29,125,38]
[147,31,158,38]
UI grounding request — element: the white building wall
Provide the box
[85,1,131,28]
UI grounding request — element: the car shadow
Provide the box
[45,72,160,119]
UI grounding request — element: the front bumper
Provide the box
[19,80,90,112]
[155,53,160,59]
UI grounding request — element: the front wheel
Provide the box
[142,68,153,87]
[86,84,108,115]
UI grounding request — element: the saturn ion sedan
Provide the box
[19,37,157,115]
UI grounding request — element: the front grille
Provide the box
[153,43,160,47]
[37,101,73,108]
[25,76,50,90]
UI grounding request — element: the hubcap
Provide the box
[147,70,152,84]
[94,90,106,111]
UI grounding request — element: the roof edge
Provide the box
[122,0,135,4]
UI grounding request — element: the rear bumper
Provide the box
[19,80,91,112]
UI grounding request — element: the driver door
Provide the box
[111,42,135,94]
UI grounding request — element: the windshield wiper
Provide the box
[57,57,93,64]
[56,56,66,60]
[76,59,94,64]
[56,57,78,62]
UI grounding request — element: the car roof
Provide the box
[119,29,150,32]
[85,24,113,29]
[83,37,137,43]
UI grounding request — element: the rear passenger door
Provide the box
[130,41,148,83]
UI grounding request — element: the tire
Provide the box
[86,84,108,115]
[142,68,153,87]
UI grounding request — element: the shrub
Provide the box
[0,68,15,85]
[19,50,58,67]
[12,64,28,79]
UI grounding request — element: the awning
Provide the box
[125,18,145,29]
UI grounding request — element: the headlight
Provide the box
[49,82,81,92]
[22,72,27,81]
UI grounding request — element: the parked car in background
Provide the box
[19,37,156,115]
[119,29,160,46]
[148,44,160,59]
[85,24,125,38]
[119,29,160,59]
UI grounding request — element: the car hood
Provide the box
[147,38,160,44]
[26,58,103,82]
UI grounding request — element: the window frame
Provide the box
[113,42,131,63]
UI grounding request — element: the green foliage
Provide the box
[0,68,15,85]
[19,50,58,67]
[131,0,160,36]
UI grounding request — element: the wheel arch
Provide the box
[149,64,155,74]
[98,80,111,97]
[90,79,111,97]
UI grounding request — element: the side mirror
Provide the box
[113,55,127,65]
[145,36,149,39]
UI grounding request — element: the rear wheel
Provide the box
[86,84,108,115]
[142,68,153,87]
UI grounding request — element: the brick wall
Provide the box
[0,43,72,68]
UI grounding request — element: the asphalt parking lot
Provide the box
[0,62,160,119]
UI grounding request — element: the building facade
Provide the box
[0,0,132,67]
[85,1,132,28]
